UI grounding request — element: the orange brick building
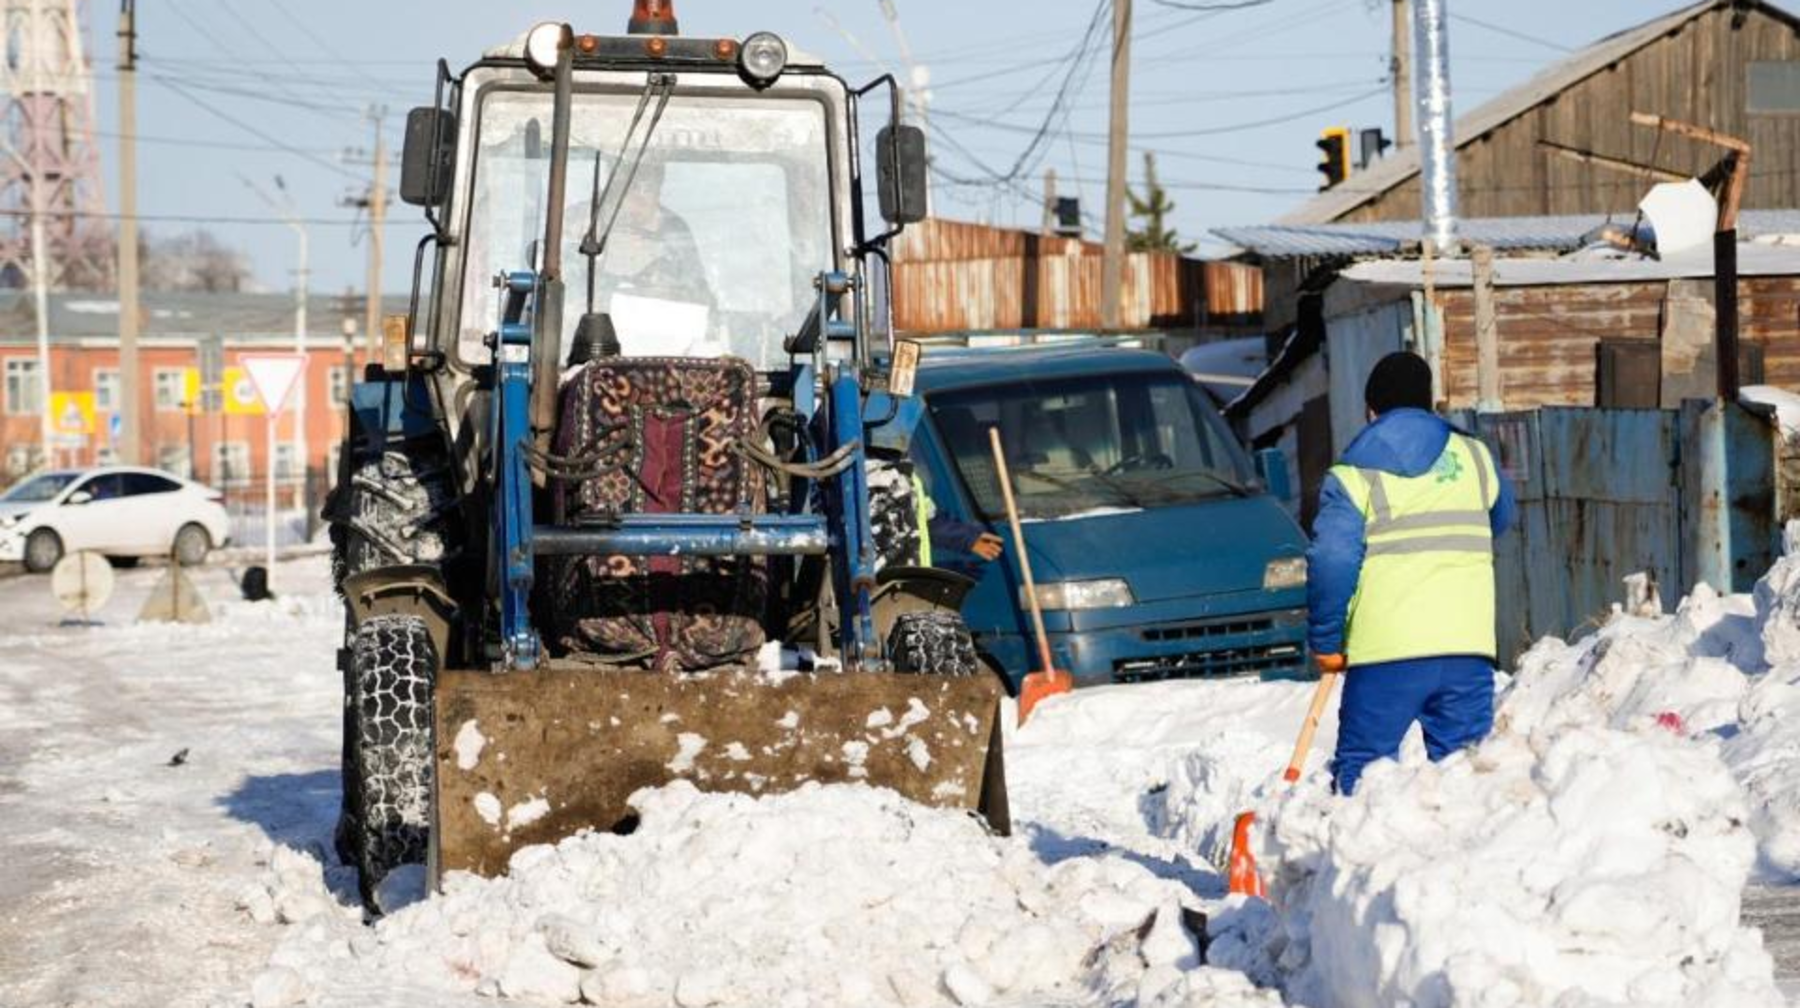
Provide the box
[0,292,405,509]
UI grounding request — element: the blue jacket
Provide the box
[1306,409,1516,655]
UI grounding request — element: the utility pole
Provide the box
[1391,0,1413,150]
[364,107,386,359]
[1041,168,1058,238]
[244,173,309,501]
[1100,0,1131,332]
[117,0,140,464]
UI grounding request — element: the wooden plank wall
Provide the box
[1341,5,1800,223]
[889,218,1262,335]
[1432,274,1800,409]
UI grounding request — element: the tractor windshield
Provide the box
[457,86,835,370]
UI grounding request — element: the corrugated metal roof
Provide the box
[1275,0,1800,226]
[1339,240,1800,288]
[1215,209,1800,259]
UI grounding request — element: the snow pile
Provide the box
[1199,548,1800,1007]
[1239,722,1777,1007]
[259,781,1281,1008]
[1007,677,1334,868]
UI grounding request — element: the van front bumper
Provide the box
[977,588,1309,690]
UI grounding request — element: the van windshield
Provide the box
[929,371,1253,521]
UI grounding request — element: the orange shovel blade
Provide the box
[1017,669,1073,725]
[1227,810,1266,898]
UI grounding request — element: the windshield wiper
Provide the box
[580,73,676,313]
[1133,468,1254,499]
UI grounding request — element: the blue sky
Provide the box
[87,0,1700,296]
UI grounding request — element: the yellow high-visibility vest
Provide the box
[1331,434,1499,665]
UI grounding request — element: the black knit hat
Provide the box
[1364,351,1433,415]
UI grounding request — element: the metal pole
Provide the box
[1100,0,1131,331]
[364,107,387,359]
[264,411,276,586]
[117,0,141,465]
[292,221,308,508]
[31,210,52,466]
[1391,0,1413,149]
[1414,0,1459,254]
[1715,229,1740,401]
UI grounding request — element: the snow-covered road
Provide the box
[3,552,1798,1007]
[0,557,344,1008]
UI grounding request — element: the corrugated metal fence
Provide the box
[1454,403,1777,667]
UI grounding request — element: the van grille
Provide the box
[1114,642,1304,682]
[1141,617,1274,643]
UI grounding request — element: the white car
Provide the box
[0,466,232,572]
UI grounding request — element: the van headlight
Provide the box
[1024,579,1135,611]
[1263,557,1307,590]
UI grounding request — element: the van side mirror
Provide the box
[1255,448,1293,503]
[400,107,458,207]
[876,125,928,225]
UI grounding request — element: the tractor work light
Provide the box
[738,31,788,87]
[524,22,573,79]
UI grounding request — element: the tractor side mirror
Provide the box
[1255,448,1293,503]
[876,125,928,225]
[400,107,458,207]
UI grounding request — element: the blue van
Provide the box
[880,342,1310,691]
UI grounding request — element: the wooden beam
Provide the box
[1535,139,1689,183]
[1628,111,1753,229]
[1471,245,1503,413]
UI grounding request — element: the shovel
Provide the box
[988,427,1072,725]
[1227,666,1341,896]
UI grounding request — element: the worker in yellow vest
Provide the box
[1307,351,1516,794]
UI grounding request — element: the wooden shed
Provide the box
[889,217,1261,338]
[1281,0,1800,226]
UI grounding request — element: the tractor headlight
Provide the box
[1024,579,1135,611]
[1263,556,1307,590]
[524,22,573,79]
[739,31,788,87]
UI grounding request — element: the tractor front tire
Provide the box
[341,614,437,911]
[888,610,979,677]
[333,444,459,590]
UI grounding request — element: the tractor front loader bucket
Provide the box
[431,667,1010,880]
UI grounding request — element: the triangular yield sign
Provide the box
[240,354,308,412]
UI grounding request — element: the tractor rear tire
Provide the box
[888,610,979,677]
[340,614,437,911]
[332,444,459,590]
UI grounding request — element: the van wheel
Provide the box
[889,611,979,676]
[172,524,211,568]
[23,529,62,573]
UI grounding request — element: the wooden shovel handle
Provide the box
[1284,670,1341,783]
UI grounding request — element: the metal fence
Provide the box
[1455,402,1778,666]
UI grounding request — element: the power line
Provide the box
[1449,12,1572,53]
[1151,0,1272,9]
[152,76,363,181]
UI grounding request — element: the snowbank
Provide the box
[1242,723,1777,1007]
[1200,538,1800,1007]
[257,781,1280,1008]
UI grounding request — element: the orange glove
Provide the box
[1314,652,1347,674]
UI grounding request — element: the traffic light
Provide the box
[1316,126,1351,191]
[1358,128,1392,170]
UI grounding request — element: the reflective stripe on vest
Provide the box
[1332,434,1498,665]
[911,472,933,568]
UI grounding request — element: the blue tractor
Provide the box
[325,5,1007,908]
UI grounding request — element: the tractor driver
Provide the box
[565,157,719,359]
